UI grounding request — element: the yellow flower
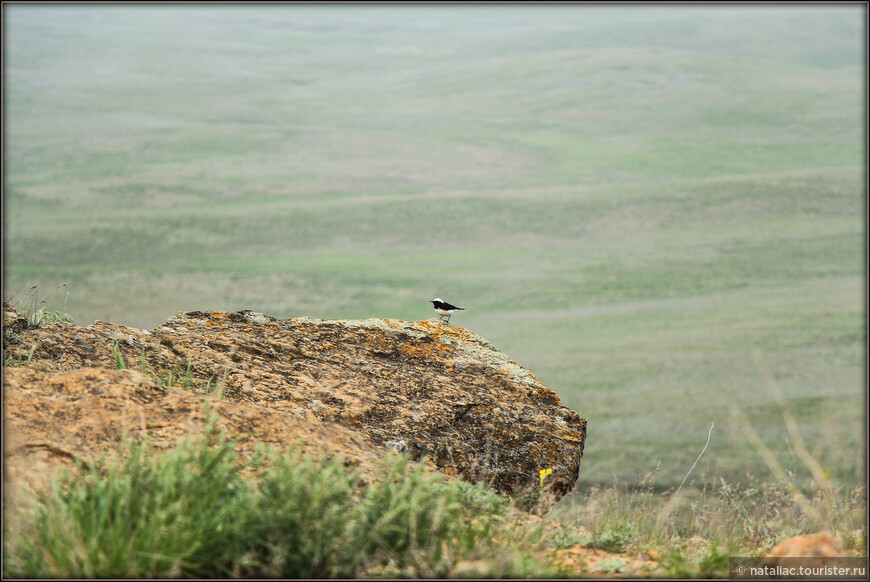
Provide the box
[538,467,554,488]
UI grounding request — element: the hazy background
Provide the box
[3,4,865,492]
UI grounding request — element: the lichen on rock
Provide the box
[3,303,586,511]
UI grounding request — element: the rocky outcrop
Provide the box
[3,304,586,510]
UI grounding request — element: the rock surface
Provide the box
[3,304,586,510]
[765,531,845,559]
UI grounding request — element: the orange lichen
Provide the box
[398,339,454,360]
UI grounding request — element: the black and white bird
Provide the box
[430,298,464,325]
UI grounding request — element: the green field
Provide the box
[3,5,865,491]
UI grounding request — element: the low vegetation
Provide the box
[8,284,74,330]
[4,415,865,579]
[3,285,74,367]
[554,468,865,576]
[111,340,196,391]
[3,421,554,579]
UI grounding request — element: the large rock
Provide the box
[3,305,586,510]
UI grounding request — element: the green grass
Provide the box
[111,341,195,390]
[5,420,863,578]
[3,423,551,579]
[3,344,37,368]
[2,5,865,493]
[4,428,251,578]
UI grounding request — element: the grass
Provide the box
[546,384,868,575]
[2,4,865,494]
[550,466,866,577]
[3,344,37,368]
[5,283,74,330]
[4,427,251,578]
[112,341,194,390]
[4,414,863,578]
[2,284,74,366]
[3,421,552,579]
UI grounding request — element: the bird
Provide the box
[430,298,464,325]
